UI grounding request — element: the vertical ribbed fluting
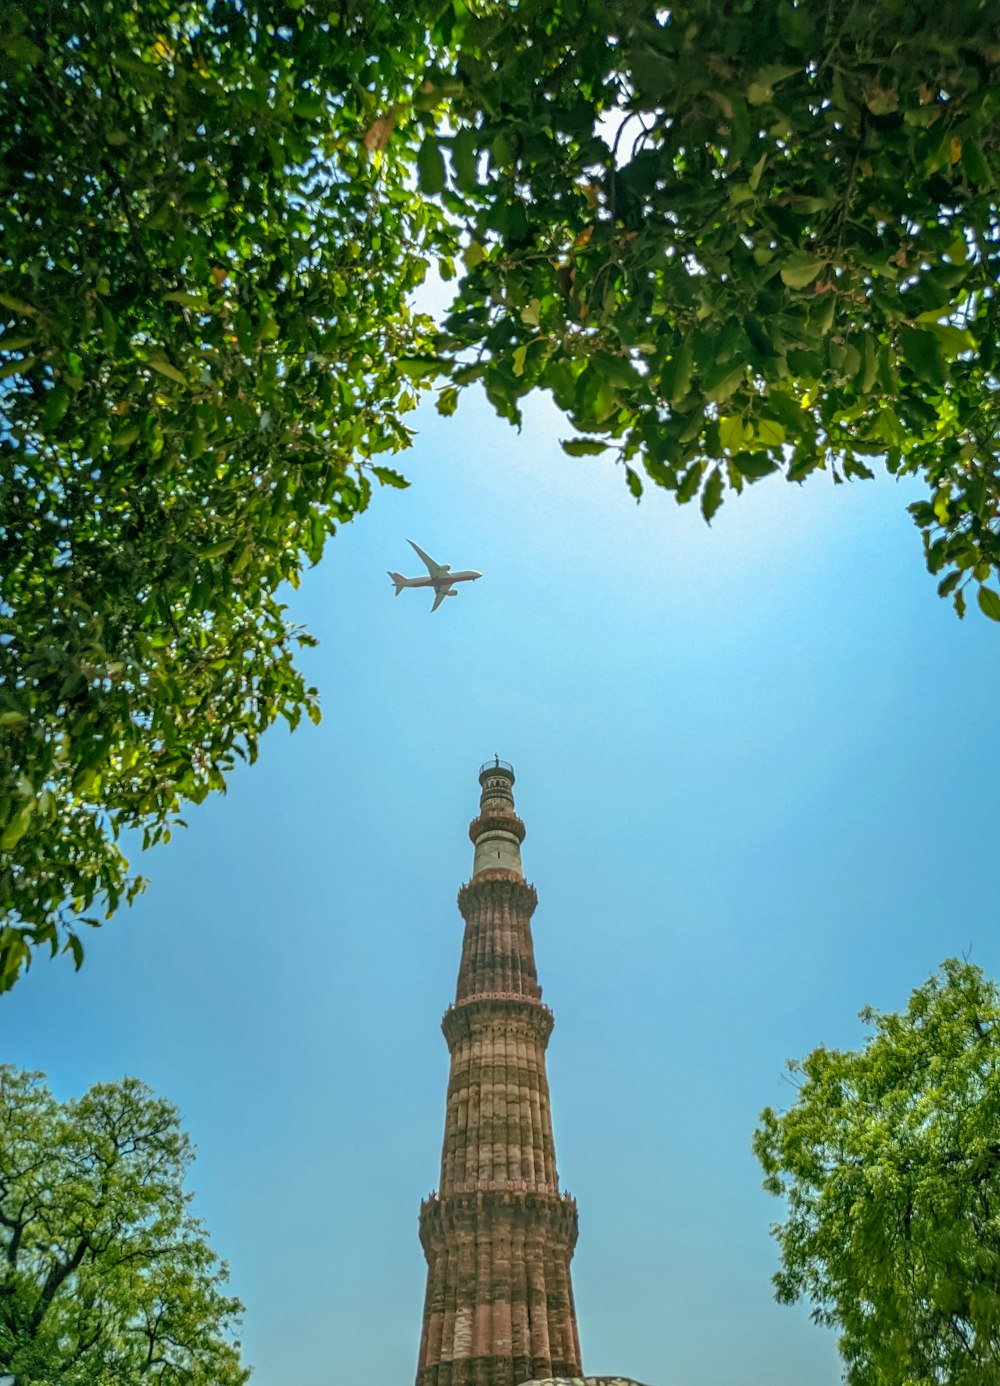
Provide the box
[481,1028,494,1182]
[527,1236,550,1369]
[493,1222,512,1357]
[467,1048,481,1186]
[510,1223,529,1367]
[508,1045,519,1182]
[473,901,488,991]
[546,1248,571,1370]
[439,1245,456,1369]
[566,1254,583,1371]
[421,1240,445,1371]
[440,1015,559,1194]
[518,1037,531,1185]
[455,884,542,1002]
[528,1060,546,1189]
[472,1230,490,1358]
[502,901,514,992]
[541,1069,558,1188]
[453,1235,474,1361]
[442,1046,460,1191]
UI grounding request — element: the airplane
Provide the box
[388,539,483,612]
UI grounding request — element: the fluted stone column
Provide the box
[417,761,583,1386]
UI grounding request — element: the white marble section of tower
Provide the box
[471,759,524,877]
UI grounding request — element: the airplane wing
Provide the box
[430,588,450,613]
[408,539,449,578]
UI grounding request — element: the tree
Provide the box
[439,0,1000,626]
[0,1066,249,1385]
[2,0,998,986]
[0,0,454,986]
[753,959,1000,1386]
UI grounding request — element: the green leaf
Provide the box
[779,255,826,289]
[163,290,210,309]
[977,587,1000,622]
[703,361,745,402]
[112,423,141,449]
[756,63,802,87]
[718,415,746,452]
[0,293,38,316]
[961,141,993,188]
[146,356,189,386]
[625,466,642,500]
[701,467,724,521]
[65,934,85,970]
[450,129,480,191]
[752,419,786,447]
[664,338,694,404]
[1,801,35,851]
[732,452,779,480]
[561,438,608,457]
[677,461,705,503]
[764,391,806,431]
[371,466,409,488]
[860,335,879,393]
[898,327,948,389]
[925,323,975,356]
[0,711,28,728]
[417,137,446,195]
[397,355,445,380]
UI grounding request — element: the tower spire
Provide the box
[416,762,583,1386]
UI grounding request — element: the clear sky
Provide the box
[4,361,1000,1386]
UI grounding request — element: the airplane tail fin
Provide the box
[388,571,406,596]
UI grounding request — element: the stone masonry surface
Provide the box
[415,763,583,1386]
[517,1379,654,1386]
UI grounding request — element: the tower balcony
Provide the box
[419,1185,579,1252]
[442,993,554,1047]
[479,758,514,780]
[468,812,527,844]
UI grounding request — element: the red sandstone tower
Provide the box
[416,760,583,1386]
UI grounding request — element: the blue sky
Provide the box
[4,370,999,1386]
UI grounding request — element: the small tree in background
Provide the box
[754,959,1000,1386]
[0,1066,249,1385]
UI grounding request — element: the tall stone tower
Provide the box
[416,760,583,1386]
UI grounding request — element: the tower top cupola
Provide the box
[470,756,526,879]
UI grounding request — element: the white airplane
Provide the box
[388,540,483,612]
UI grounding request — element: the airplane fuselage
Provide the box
[396,570,482,589]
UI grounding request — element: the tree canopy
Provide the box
[754,959,1000,1386]
[0,1065,248,1385]
[1,0,998,986]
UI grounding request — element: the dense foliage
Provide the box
[754,960,1000,1386]
[0,0,453,986]
[0,1066,248,1384]
[2,0,998,986]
